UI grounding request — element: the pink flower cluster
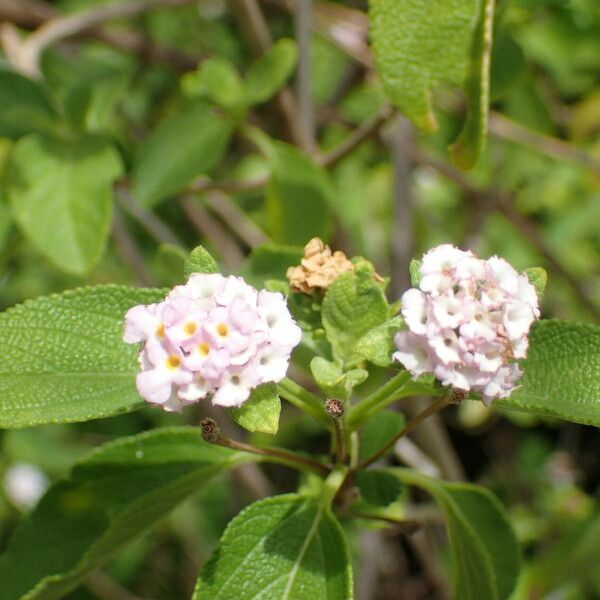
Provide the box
[393,245,540,404]
[124,274,302,411]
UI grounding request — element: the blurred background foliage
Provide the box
[0,0,598,598]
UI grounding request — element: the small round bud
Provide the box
[325,398,345,419]
[449,388,468,404]
[200,418,221,443]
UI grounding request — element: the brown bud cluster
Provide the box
[286,238,355,294]
[325,398,345,418]
[199,417,221,443]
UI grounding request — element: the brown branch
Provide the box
[356,394,456,471]
[295,0,315,147]
[489,112,600,176]
[111,209,154,287]
[496,199,600,322]
[116,187,183,247]
[86,570,145,600]
[228,0,315,152]
[179,195,245,269]
[190,103,395,195]
[322,103,395,168]
[4,0,200,76]
[204,191,270,248]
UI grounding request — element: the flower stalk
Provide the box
[354,390,464,470]
[200,418,329,477]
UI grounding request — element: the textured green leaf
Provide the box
[195,494,353,600]
[245,39,298,105]
[523,267,547,298]
[7,133,122,275]
[310,357,367,400]
[356,470,402,506]
[369,0,494,167]
[228,383,281,435]
[266,142,334,245]
[322,265,389,364]
[0,71,55,138]
[237,244,303,288]
[450,0,495,168]
[395,469,520,600]
[498,320,600,426]
[133,104,233,207]
[359,410,405,460]
[355,315,404,367]
[310,357,345,393]
[184,244,220,278]
[181,58,244,112]
[0,285,166,428]
[0,427,254,600]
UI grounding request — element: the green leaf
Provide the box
[0,285,166,428]
[395,469,520,600]
[266,142,334,245]
[0,71,55,138]
[355,315,404,367]
[311,356,344,389]
[0,427,255,600]
[369,0,495,167]
[322,265,389,364]
[498,320,600,426]
[244,38,299,105]
[523,267,547,298]
[356,470,402,506]
[359,410,405,460]
[184,244,220,278]
[195,494,353,600]
[181,58,244,112]
[237,243,303,288]
[449,0,495,168]
[228,383,281,435]
[133,104,233,207]
[310,357,367,400]
[7,133,122,275]
[409,259,422,287]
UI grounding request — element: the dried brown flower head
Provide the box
[286,238,355,293]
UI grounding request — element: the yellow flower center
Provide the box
[155,324,165,338]
[216,323,229,337]
[166,355,181,370]
[198,342,210,357]
[184,322,197,336]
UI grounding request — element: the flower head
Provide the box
[393,245,540,404]
[124,274,301,411]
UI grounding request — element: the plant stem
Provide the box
[346,371,412,429]
[277,377,330,427]
[332,416,346,464]
[355,393,455,470]
[348,511,421,532]
[213,435,329,477]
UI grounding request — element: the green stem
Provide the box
[346,371,412,429]
[322,465,349,506]
[332,417,346,464]
[278,378,330,427]
[355,393,454,470]
[214,436,329,477]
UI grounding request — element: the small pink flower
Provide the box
[124,273,302,411]
[393,245,540,403]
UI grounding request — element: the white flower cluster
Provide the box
[124,274,302,411]
[393,245,540,404]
